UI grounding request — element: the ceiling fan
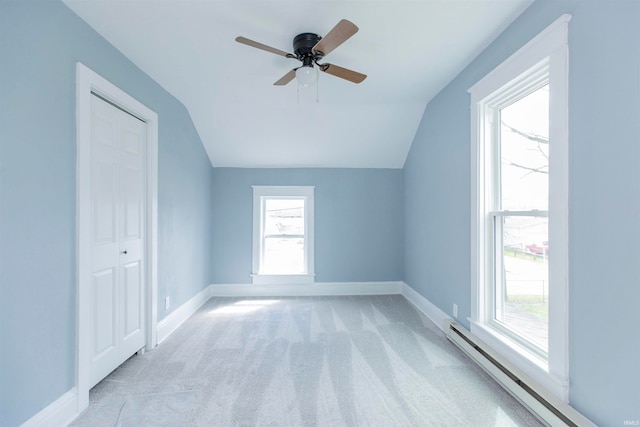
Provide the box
[235,19,367,86]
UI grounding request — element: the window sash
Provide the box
[489,214,549,360]
[263,234,305,239]
[486,81,551,359]
[490,210,548,217]
[487,79,551,359]
[261,236,306,275]
[260,197,308,275]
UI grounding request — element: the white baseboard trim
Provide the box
[401,282,452,332]
[156,286,212,344]
[21,387,78,427]
[208,281,403,297]
[157,281,402,344]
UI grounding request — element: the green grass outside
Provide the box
[507,295,549,320]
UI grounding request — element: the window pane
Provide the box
[500,85,549,211]
[264,199,304,236]
[262,237,304,274]
[495,215,548,353]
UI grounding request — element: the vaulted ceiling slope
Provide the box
[63,0,532,168]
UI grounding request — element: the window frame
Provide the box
[469,15,570,402]
[251,186,315,285]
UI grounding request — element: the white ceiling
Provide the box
[63,0,532,168]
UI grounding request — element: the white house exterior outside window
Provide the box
[469,15,570,401]
[252,186,315,284]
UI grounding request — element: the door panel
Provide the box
[123,261,142,337]
[92,268,117,362]
[123,167,142,240]
[93,161,117,244]
[89,94,146,388]
[92,110,117,148]
[123,119,143,155]
[121,260,144,357]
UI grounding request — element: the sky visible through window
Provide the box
[500,85,549,211]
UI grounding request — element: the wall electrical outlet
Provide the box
[453,303,458,319]
[165,296,170,310]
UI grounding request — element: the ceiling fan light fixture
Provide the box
[295,65,317,86]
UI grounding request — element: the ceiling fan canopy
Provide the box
[235,19,367,86]
[293,33,322,67]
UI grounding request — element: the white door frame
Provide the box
[75,62,158,411]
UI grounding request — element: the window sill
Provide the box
[470,320,568,402]
[251,274,315,285]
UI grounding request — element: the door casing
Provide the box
[76,62,158,411]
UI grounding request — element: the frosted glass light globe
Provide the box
[295,66,317,86]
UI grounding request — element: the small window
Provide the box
[252,186,314,284]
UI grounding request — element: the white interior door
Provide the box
[89,94,146,388]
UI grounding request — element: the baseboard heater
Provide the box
[444,320,595,427]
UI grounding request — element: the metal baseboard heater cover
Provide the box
[444,320,595,427]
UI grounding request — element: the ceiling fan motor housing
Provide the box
[293,33,322,66]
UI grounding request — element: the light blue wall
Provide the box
[403,0,640,424]
[0,1,213,425]
[211,168,403,284]
[2,0,638,425]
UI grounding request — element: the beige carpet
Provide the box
[71,295,543,426]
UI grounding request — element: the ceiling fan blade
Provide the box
[274,69,297,86]
[312,19,358,57]
[235,36,294,58]
[319,63,367,84]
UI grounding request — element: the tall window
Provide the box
[469,15,570,401]
[252,186,314,284]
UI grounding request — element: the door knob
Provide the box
[121,250,128,255]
